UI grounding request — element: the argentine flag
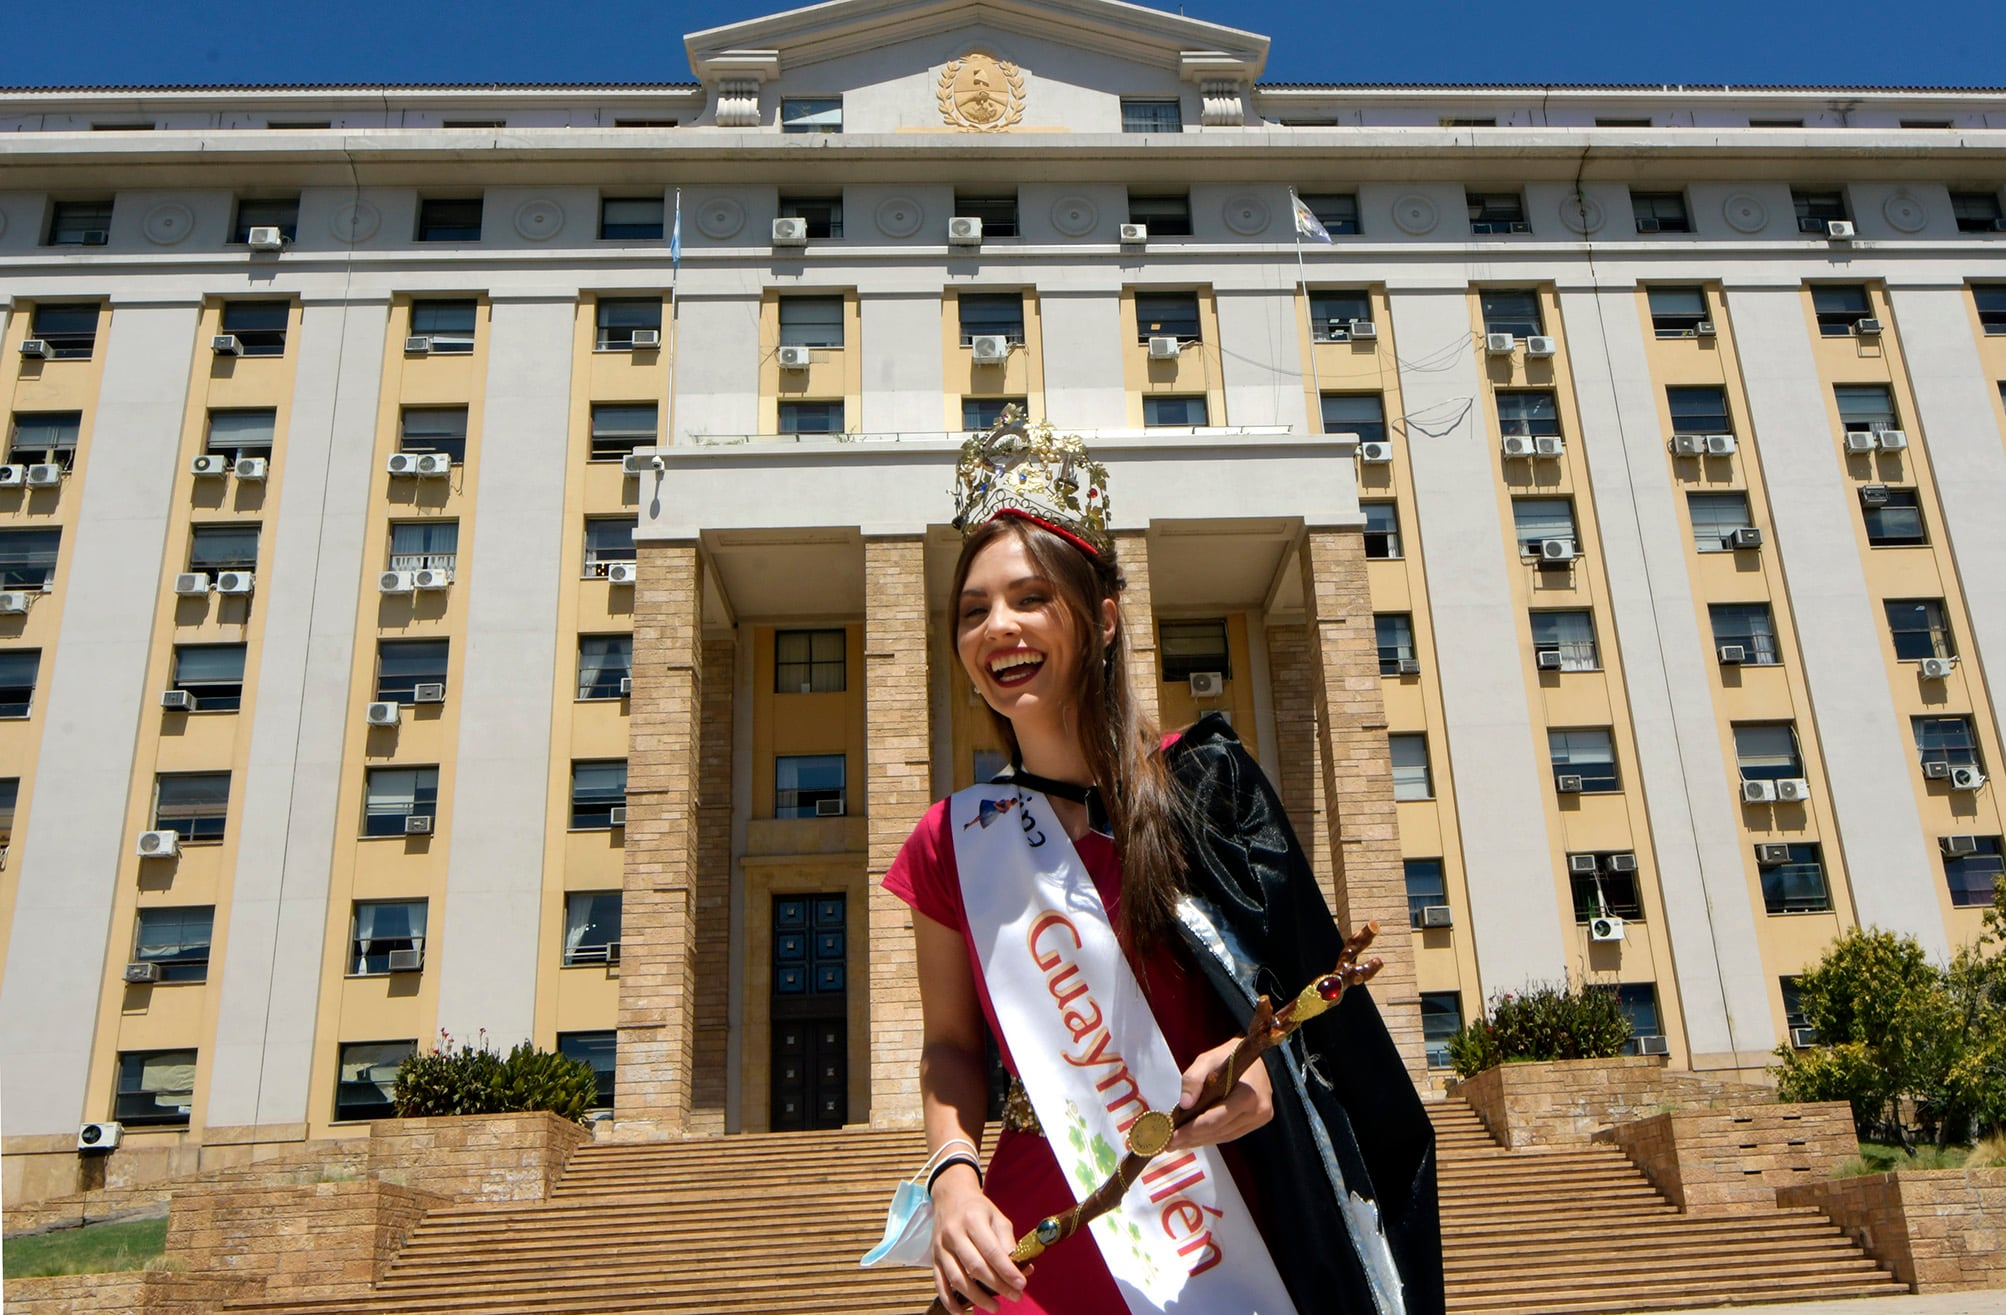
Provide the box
[1290,190,1332,244]
[670,192,683,270]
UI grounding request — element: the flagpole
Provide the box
[1290,191,1325,427]
[667,189,682,448]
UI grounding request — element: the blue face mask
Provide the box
[860,1177,936,1268]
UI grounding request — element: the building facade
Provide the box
[4,0,2006,1202]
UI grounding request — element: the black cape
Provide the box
[1164,714,1445,1315]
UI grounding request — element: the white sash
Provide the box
[951,784,1298,1315]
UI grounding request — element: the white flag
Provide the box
[1291,190,1332,244]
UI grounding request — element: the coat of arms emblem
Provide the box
[938,52,1025,132]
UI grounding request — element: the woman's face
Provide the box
[956,530,1105,730]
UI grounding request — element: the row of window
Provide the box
[1416,983,1668,1068]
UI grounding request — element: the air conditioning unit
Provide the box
[386,948,424,972]
[211,334,243,356]
[1502,436,1537,458]
[948,216,983,245]
[1855,317,1883,337]
[1717,645,1748,665]
[1876,430,1908,451]
[1671,434,1707,456]
[1119,222,1148,243]
[1741,779,1778,803]
[191,454,230,477]
[1485,332,1516,355]
[971,335,1010,363]
[0,465,23,486]
[160,690,194,711]
[777,345,812,369]
[1941,834,1980,857]
[1950,766,1986,791]
[1188,671,1225,698]
[1607,853,1639,873]
[1756,843,1794,865]
[1919,656,1957,680]
[1774,777,1811,802]
[365,701,400,726]
[1859,483,1891,507]
[630,329,661,348]
[1525,335,1557,357]
[1536,650,1564,670]
[813,797,844,818]
[124,961,162,984]
[386,452,420,476]
[412,568,451,590]
[1348,319,1379,341]
[26,463,62,487]
[1396,658,1421,675]
[378,570,415,594]
[618,676,633,696]
[1556,774,1585,794]
[605,941,621,965]
[1358,441,1394,464]
[1533,436,1565,458]
[216,571,254,595]
[621,453,663,476]
[1634,1034,1671,1056]
[404,335,433,355]
[1324,319,1351,342]
[137,829,180,858]
[77,1122,122,1153]
[1842,431,1878,454]
[1635,217,1662,234]
[403,814,433,835]
[1789,1027,1820,1049]
[1922,760,1952,780]
[1147,335,1181,359]
[247,226,286,251]
[0,592,29,614]
[173,572,213,595]
[1539,539,1576,563]
[1694,321,1717,336]
[772,217,809,245]
[19,339,51,359]
[412,682,446,704]
[1826,220,1856,240]
[1589,915,1625,942]
[1727,527,1764,550]
[605,562,637,585]
[1705,434,1738,456]
[1567,854,1600,875]
[230,456,267,482]
[1419,904,1454,929]
[414,454,451,477]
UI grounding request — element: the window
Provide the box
[1404,859,1446,927]
[1390,734,1433,801]
[1322,394,1387,443]
[0,529,61,589]
[114,1050,195,1126]
[562,892,622,966]
[155,771,231,842]
[578,635,633,701]
[780,97,842,134]
[205,410,275,462]
[29,304,99,359]
[1363,503,1401,559]
[1135,292,1202,342]
[779,297,845,349]
[583,518,636,576]
[1496,391,1560,438]
[778,401,844,435]
[410,300,477,354]
[1569,857,1643,922]
[1667,386,1731,436]
[1597,117,1652,127]
[1121,99,1182,133]
[1480,289,1543,338]
[1159,619,1231,682]
[778,196,843,240]
[1614,984,1663,1052]
[232,196,300,243]
[1647,286,1710,338]
[1419,993,1463,1070]
[1954,194,2005,235]
[47,200,112,246]
[442,119,505,129]
[589,403,658,461]
[1299,194,1360,236]
[1128,194,1193,237]
[954,194,1019,238]
[1467,192,1529,235]
[1511,498,1576,554]
[1734,723,1803,781]
[1976,286,2006,336]
[1863,487,1926,546]
[1914,716,1981,770]
[0,650,39,718]
[1836,384,1899,436]
[0,778,16,859]
[334,1040,415,1121]
[958,293,1025,345]
[776,628,845,693]
[1549,729,1618,793]
[1884,599,1953,661]
[131,907,214,984]
[1781,976,1809,1034]
[188,524,260,573]
[776,754,844,818]
[962,397,1027,431]
[1630,191,1690,233]
[1812,285,1872,337]
[363,767,439,837]
[600,196,664,240]
[571,760,628,829]
[266,121,332,130]
[170,644,246,713]
[1143,396,1209,428]
[1759,842,1832,914]
[219,302,288,356]
[1444,117,1496,127]
[1793,189,1848,230]
[557,1031,618,1107]
[1375,613,1416,675]
[1687,492,1754,552]
[398,407,468,464]
[1710,603,1781,666]
[375,638,449,703]
[1531,611,1598,671]
[593,298,662,353]
[1310,291,1372,341]
[416,198,483,242]
[7,413,80,469]
[1944,837,2006,908]
[387,520,458,573]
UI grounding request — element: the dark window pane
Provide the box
[780,98,842,134]
[1813,285,1872,336]
[172,643,246,713]
[1404,858,1446,927]
[1322,393,1386,443]
[376,639,449,702]
[590,404,658,461]
[1945,837,2005,908]
[363,768,439,837]
[155,772,231,841]
[562,894,623,967]
[1375,613,1415,675]
[417,198,484,242]
[1914,716,1981,769]
[1128,194,1192,236]
[1631,191,1690,233]
[399,407,468,464]
[1734,723,1803,781]
[1481,289,1542,337]
[1135,292,1202,341]
[600,197,664,240]
[1419,993,1462,1070]
[778,197,843,239]
[1496,391,1560,438]
[334,1040,415,1120]
[410,300,477,353]
[220,302,288,356]
[1709,604,1780,665]
[1299,194,1360,236]
[584,518,637,573]
[1159,619,1231,682]
[776,628,845,693]
[0,649,40,719]
[558,1030,618,1107]
[1647,285,1709,337]
[1570,858,1643,922]
[115,1049,195,1126]
[595,298,662,350]
[30,303,99,359]
[9,412,82,467]
[232,197,300,242]
[1142,395,1208,427]
[1760,844,1832,914]
[570,760,628,828]
[133,907,214,983]
[578,635,633,700]
[1121,99,1182,133]
[188,524,260,571]
[1363,503,1401,559]
[1863,488,1926,546]
[1548,728,1618,792]
[1667,386,1731,434]
[958,294,1025,343]
[779,297,845,348]
[776,754,845,818]
[1310,291,1371,340]
[962,397,1027,431]
[778,401,844,435]
[1885,599,1953,661]
[954,195,1019,238]
[48,200,113,246]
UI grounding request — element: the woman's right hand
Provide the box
[930,1164,1030,1312]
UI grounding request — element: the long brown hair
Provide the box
[949,516,1187,948]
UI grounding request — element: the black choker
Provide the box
[1004,768,1097,807]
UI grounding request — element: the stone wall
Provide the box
[364,1112,590,1203]
[165,1178,447,1299]
[4,1272,259,1314]
[1452,1056,1772,1149]
[1778,1168,2006,1292]
[4,1138,370,1237]
[1594,1103,1858,1210]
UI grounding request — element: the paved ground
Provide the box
[1644,1296,2006,1315]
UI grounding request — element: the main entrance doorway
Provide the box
[769,893,848,1131]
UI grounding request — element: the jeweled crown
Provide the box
[952,406,1113,556]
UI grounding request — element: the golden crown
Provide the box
[952,406,1113,556]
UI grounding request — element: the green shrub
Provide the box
[495,1042,600,1125]
[1445,981,1632,1078]
[392,1030,598,1125]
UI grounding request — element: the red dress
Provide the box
[884,798,1257,1315]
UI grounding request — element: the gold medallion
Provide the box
[1125,1109,1174,1157]
[937,52,1025,133]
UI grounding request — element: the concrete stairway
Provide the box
[226,1099,1904,1315]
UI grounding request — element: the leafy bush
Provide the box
[1445,981,1632,1078]
[493,1042,600,1125]
[393,1031,598,1125]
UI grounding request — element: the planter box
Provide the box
[1593,1103,1858,1211]
[166,1178,447,1299]
[1450,1056,1769,1149]
[1778,1167,2006,1292]
[365,1110,591,1203]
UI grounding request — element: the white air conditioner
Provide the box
[948,216,983,245]
[1727,527,1764,550]
[0,592,29,614]
[19,339,51,359]
[77,1122,122,1153]
[618,676,633,696]
[247,226,286,251]
[216,571,254,595]
[1740,779,1778,803]
[26,463,62,487]
[1635,217,1662,233]
[777,345,812,369]
[1358,441,1394,464]
[1876,430,1908,451]
[1842,431,1878,454]
[231,456,268,481]
[412,682,446,704]
[378,570,415,594]
[1485,333,1516,355]
[1705,434,1738,456]
[810,797,843,818]
[1396,658,1421,675]
[1539,539,1576,563]
[1607,852,1639,874]
[1147,335,1181,359]
[412,568,451,591]
[1855,317,1883,337]
[191,454,230,477]
[1188,671,1225,698]
[1859,485,1890,508]
[1419,904,1454,929]
[1775,777,1811,802]
[1533,436,1565,458]
[771,217,809,245]
[414,454,451,477]
[1556,773,1585,794]
[1502,436,1538,458]
[1634,1034,1671,1056]
[1789,1027,1820,1049]
[386,948,424,972]
[1589,915,1625,942]
[1536,649,1564,670]
[971,335,1010,363]
[1567,853,1600,875]
[1919,656,1957,680]
[1695,321,1717,336]
[609,806,628,826]
[629,328,661,348]
[1717,643,1748,665]
[1348,319,1379,341]
[604,941,621,965]
[1950,766,1986,791]
[403,814,433,835]
[1119,222,1148,243]
[1923,760,1952,780]
[1525,335,1557,357]
[404,335,434,355]
[365,701,401,726]
[0,465,23,487]
[1756,843,1794,865]
[173,572,213,596]
[621,453,663,476]
[605,562,637,585]
[1941,834,1980,857]
[137,829,180,858]
[123,961,161,984]
[1671,434,1707,456]
[1826,220,1856,240]
[211,334,243,356]
[160,689,194,711]
[386,452,420,476]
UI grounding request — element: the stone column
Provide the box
[1299,529,1427,1079]
[688,634,736,1136]
[1263,621,1336,904]
[864,537,933,1127]
[1114,530,1160,726]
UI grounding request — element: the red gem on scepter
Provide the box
[1315,975,1344,1001]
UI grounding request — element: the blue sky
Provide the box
[3,0,2001,89]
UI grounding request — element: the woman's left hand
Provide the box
[1166,1037,1272,1151]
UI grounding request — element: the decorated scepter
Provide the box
[923,921,1384,1315]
